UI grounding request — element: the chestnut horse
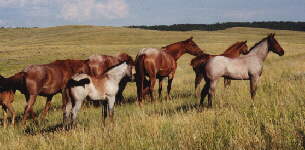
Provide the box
[135,37,203,104]
[200,34,284,107]
[0,75,16,127]
[0,53,134,124]
[190,41,248,97]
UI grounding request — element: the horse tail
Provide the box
[135,54,146,102]
[67,78,90,88]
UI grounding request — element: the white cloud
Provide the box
[0,0,129,22]
[0,0,47,7]
[60,0,129,21]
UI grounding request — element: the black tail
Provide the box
[67,78,90,88]
[135,55,146,102]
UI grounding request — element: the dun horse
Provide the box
[190,41,248,97]
[200,33,284,107]
[135,37,203,104]
[63,62,133,126]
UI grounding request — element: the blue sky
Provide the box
[0,0,304,27]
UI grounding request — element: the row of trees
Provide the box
[129,21,305,32]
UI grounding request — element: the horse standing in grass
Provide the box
[0,75,16,127]
[200,33,285,107]
[0,53,133,124]
[63,62,133,126]
[88,53,135,104]
[190,41,248,97]
[135,37,203,104]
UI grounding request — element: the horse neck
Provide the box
[106,65,127,84]
[163,44,185,60]
[223,45,243,57]
[248,40,269,61]
[0,72,24,90]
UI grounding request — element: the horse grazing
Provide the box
[200,33,284,107]
[0,75,16,127]
[190,41,248,97]
[63,62,133,126]
[135,37,203,104]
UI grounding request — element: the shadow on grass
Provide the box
[23,123,76,135]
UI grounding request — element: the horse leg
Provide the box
[2,106,8,128]
[158,78,164,99]
[22,94,37,125]
[200,81,210,107]
[71,99,83,126]
[149,76,156,102]
[195,73,204,98]
[40,96,53,120]
[3,102,16,126]
[208,80,217,108]
[166,77,174,100]
[250,76,259,100]
[63,98,73,126]
[101,101,107,126]
[107,96,115,124]
[224,78,231,88]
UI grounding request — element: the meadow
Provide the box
[0,26,304,150]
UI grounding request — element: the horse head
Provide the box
[267,33,285,56]
[183,37,204,56]
[239,40,248,55]
[117,53,135,66]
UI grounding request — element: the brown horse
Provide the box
[190,41,248,97]
[200,34,284,108]
[0,75,16,127]
[88,53,134,77]
[135,37,203,104]
[0,53,134,124]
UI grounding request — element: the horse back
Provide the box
[88,55,120,77]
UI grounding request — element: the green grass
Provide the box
[0,26,304,150]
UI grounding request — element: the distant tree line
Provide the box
[128,21,305,32]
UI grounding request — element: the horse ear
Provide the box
[272,33,275,37]
[243,40,247,43]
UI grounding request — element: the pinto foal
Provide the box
[63,62,133,126]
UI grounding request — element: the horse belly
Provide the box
[225,64,249,79]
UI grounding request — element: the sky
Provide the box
[0,0,304,27]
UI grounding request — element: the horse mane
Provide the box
[105,62,128,78]
[104,61,127,75]
[248,36,269,53]
[223,42,243,54]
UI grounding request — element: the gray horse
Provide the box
[200,33,285,107]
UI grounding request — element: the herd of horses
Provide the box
[0,33,285,127]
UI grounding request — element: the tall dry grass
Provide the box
[0,26,304,149]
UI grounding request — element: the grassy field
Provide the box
[0,26,304,150]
